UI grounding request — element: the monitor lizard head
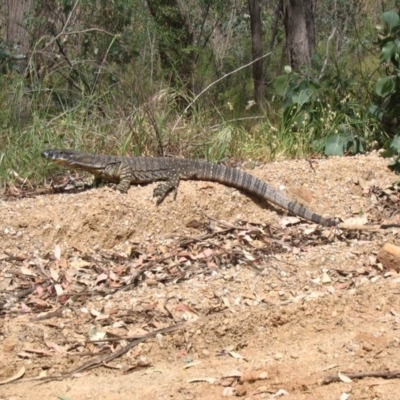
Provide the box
[41,149,78,163]
[41,149,98,170]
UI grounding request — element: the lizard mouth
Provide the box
[41,149,71,163]
[41,150,51,158]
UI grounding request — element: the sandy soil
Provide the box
[1,152,400,399]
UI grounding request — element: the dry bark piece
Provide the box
[240,370,269,383]
[0,367,25,385]
[288,185,314,203]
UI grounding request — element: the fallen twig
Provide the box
[6,322,188,385]
[322,369,400,385]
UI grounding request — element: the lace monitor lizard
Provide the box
[41,149,336,226]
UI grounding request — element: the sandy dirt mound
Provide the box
[1,152,400,399]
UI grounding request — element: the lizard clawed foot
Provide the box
[153,182,178,205]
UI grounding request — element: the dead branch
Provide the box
[322,370,400,385]
[8,322,187,385]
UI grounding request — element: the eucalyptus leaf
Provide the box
[324,133,363,156]
[380,41,396,63]
[324,135,346,156]
[375,76,396,97]
[297,89,313,106]
[274,75,289,97]
[388,155,400,174]
[389,135,400,152]
[382,11,400,31]
[369,104,383,120]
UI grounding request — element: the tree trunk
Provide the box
[5,0,32,127]
[146,0,194,91]
[248,0,265,105]
[6,0,31,54]
[283,0,315,70]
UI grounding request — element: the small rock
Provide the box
[220,378,235,387]
[235,385,247,396]
[222,387,235,397]
[3,338,17,352]
[362,342,374,352]
[270,283,279,289]
[273,353,284,360]
[322,272,331,283]
[377,243,400,272]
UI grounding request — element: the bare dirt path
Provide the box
[1,152,400,399]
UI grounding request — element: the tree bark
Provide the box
[6,0,31,54]
[283,0,315,70]
[146,0,194,91]
[248,0,265,105]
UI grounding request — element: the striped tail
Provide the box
[189,161,336,226]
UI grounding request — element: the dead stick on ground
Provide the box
[322,370,400,384]
[62,323,185,377]
[178,228,233,246]
[9,322,188,385]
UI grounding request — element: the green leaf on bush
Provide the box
[369,104,383,120]
[392,25,400,35]
[382,11,400,32]
[376,76,396,97]
[324,133,364,156]
[392,135,400,148]
[312,138,325,153]
[380,41,396,63]
[380,136,400,159]
[384,136,400,173]
[324,135,346,156]
[292,89,312,106]
[274,75,289,97]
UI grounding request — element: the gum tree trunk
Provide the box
[283,0,315,70]
[7,0,31,54]
[248,0,265,105]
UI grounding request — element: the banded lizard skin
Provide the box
[41,149,336,226]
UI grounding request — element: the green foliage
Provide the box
[274,66,377,156]
[24,0,144,111]
[316,133,364,156]
[381,134,400,174]
[371,11,400,136]
[79,0,138,65]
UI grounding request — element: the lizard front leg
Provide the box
[103,163,133,193]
